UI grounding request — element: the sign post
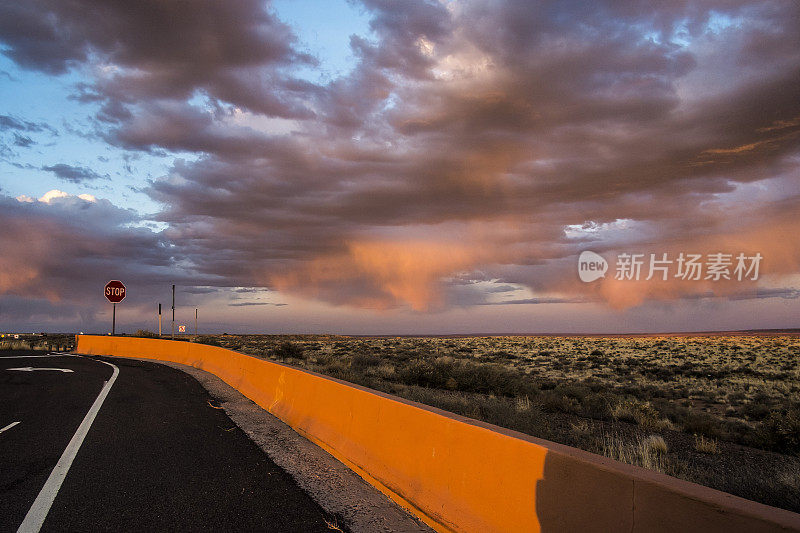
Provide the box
[171,284,175,340]
[158,303,162,336]
[104,280,126,335]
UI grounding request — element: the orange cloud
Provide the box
[0,221,61,301]
[270,239,493,311]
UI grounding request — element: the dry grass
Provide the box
[777,463,800,493]
[644,434,669,456]
[694,434,720,454]
[515,395,532,413]
[570,419,592,440]
[603,433,671,473]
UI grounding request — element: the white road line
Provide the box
[7,367,75,373]
[0,355,71,359]
[1,421,21,434]
[17,358,119,533]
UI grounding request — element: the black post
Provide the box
[112,303,116,336]
[195,308,198,336]
[158,303,162,337]
[171,285,175,340]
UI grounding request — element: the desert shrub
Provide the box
[396,358,449,388]
[367,363,396,380]
[230,340,246,350]
[583,379,606,393]
[652,399,688,424]
[134,329,159,338]
[485,397,544,434]
[681,411,724,439]
[610,399,660,427]
[486,350,515,361]
[390,349,417,362]
[742,394,774,421]
[397,357,532,397]
[403,388,473,415]
[556,383,590,401]
[274,341,304,359]
[401,387,546,437]
[324,359,356,382]
[351,352,381,370]
[538,390,581,414]
[455,362,530,396]
[197,336,222,347]
[758,409,800,455]
[742,401,772,421]
[653,417,678,431]
[538,379,557,390]
[580,392,614,419]
[642,366,679,381]
[0,341,32,350]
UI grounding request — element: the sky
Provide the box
[0,0,798,335]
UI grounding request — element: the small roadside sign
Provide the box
[104,280,126,303]
[104,280,126,335]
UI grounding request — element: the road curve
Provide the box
[0,352,338,532]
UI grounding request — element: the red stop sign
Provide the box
[104,280,126,303]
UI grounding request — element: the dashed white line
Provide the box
[1,421,20,434]
[7,367,75,373]
[0,355,71,359]
[16,357,119,533]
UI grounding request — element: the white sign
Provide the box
[178,325,186,333]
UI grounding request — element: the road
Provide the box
[0,351,338,532]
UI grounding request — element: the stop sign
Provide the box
[104,280,126,303]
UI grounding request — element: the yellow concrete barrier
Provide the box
[76,335,800,533]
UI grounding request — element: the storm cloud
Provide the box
[1,0,798,326]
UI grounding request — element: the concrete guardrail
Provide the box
[75,335,800,533]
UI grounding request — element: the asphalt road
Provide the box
[0,351,337,532]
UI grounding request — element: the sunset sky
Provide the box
[0,0,798,334]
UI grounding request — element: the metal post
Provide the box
[112,303,116,336]
[171,285,175,340]
[195,308,198,336]
[158,303,162,337]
